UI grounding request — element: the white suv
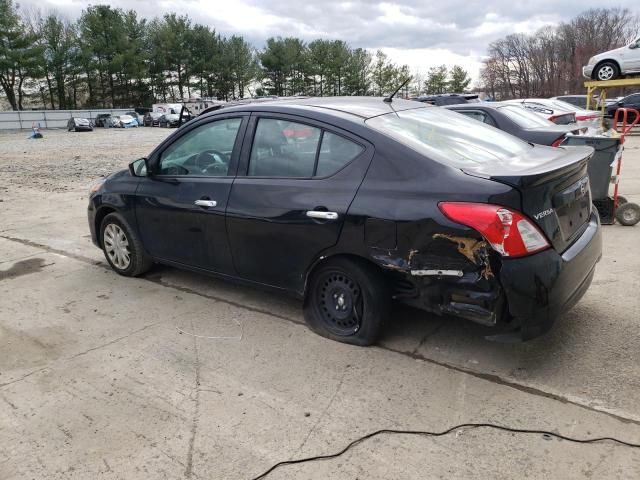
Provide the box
[583,37,640,81]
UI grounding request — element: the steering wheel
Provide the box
[195,149,227,174]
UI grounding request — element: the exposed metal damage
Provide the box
[432,234,494,280]
[371,232,503,328]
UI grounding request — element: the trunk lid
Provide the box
[463,145,594,253]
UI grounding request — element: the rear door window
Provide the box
[249,119,321,177]
[248,119,363,178]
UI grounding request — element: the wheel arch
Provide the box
[94,205,117,248]
[303,252,386,297]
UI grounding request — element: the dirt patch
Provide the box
[0,128,171,192]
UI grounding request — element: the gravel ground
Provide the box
[0,127,172,192]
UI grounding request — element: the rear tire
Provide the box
[100,213,153,276]
[616,203,640,226]
[303,257,390,346]
[594,62,620,81]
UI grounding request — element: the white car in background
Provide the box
[502,98,601,129]
[501,99,576,125]
[582,37,640,81]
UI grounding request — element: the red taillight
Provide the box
[576,115,598,121]
[438,202,550,258]
[551,136,565,147]
[548,115,559,123]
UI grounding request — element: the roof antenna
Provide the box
[383,76,412,103]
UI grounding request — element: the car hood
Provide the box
[595,46,626,60]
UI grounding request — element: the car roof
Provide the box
[210,96,429,120]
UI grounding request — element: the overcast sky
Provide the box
[17,0,640,84]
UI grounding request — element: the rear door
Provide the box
[226,113,373,291]
[135,114,248,274]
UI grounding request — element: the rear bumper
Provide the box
[499,210,602,340]
[582,65,594,79]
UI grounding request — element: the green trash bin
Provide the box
[562,136,620,200]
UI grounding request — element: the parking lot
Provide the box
[1,127,640,479]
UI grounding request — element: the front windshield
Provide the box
[366,107,531,167]
[497,105,554,128]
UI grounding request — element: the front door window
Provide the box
[158,118,242,176]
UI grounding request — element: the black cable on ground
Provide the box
[249,422,640,480]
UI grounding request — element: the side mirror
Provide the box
[129,157,149,177]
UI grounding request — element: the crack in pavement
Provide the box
[144,275,301,326]
[0,235,105,267]
[2,234,640,428]
[68,321,165,359]
[295,368,348,455]
[0,367,49,389]
[411,319,447,356]
[185,320,201,478]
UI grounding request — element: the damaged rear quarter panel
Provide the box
[341,140,521,326]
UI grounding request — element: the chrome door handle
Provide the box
[306,211,338,220]
[194,199,217,208]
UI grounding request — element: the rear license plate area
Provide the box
[553,176,591,241]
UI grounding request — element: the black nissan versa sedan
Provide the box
[87,97,602,345]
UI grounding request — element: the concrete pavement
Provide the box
[1,131,639,479]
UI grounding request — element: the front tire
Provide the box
[100,213,153,276]
[594,62,620,81]
[303,258,390,346]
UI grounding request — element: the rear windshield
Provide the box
[497,105,553,128]
[366,107,531,167]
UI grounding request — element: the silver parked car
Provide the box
[582,37,640,81]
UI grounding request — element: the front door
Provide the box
[624,38,640,71]
[135,115,247,274]
[226,114,373,292]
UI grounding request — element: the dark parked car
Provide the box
[606,93,640,118]
[415,93,479,106]
[144,112,162,127]
[159,113,180,127]
[446,103,582,146]
[94,114,112,128]
[67,117,93,132]
[88,97,602,345]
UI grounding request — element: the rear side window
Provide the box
[316,132,363,177]
[498,105,553,127]
[248,119,363,178]
[455,110,496,127]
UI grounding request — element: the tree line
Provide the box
[0,0,475,110]
[480,8,640,99]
